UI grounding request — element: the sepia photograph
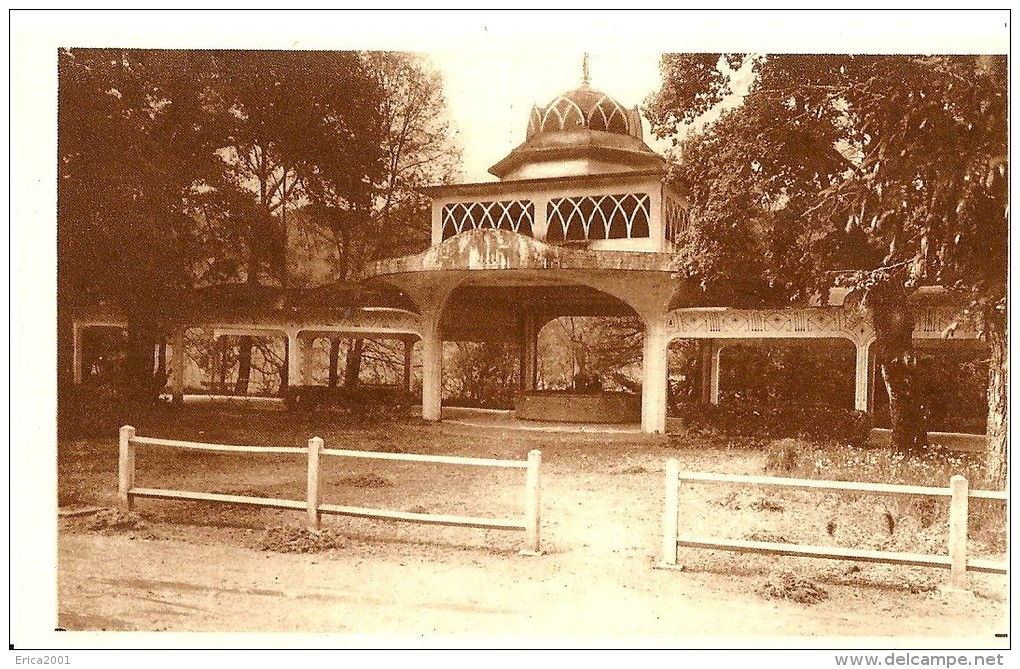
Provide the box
[9,8,1011,657]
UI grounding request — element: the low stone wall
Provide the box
[515,390,641,424]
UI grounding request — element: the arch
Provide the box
[541,95,586,132]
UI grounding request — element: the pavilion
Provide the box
[70,68,981,434]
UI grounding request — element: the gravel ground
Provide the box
[56,405,1009,642]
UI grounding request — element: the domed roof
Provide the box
[488,58,664,180]
[526,84,635,138]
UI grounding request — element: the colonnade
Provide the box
[74,300,977,434]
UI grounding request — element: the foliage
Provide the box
[58,49,224,393]
[647,54,1006,308]
[307,52,462,281]
[717,343,855,407]
[303,52,461,387]
[539,317,643,391]
[756,438,1004,558]
[186,332,285,396]
[195,50,387,288]
[362,51,463,261]
[673,399,872,447]
[283,385,413,412]
[646,54,1007,477]
[58,372,170,439]
[873,345,988,433]
[444,342,518,409]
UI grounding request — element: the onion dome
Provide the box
[488,60,663,181]
[526,85,637,139]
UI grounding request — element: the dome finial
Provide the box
[581,52,590,87]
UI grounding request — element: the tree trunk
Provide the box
[344,338,364,387]
[984,309,1007,488]
[157,340,167,378]
[125,320,160,404]
[328,338,341,388]
[868,284,927,454]
[235,335,252,394]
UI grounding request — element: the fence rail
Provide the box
[118,425,542,554]
[660,460,1007,590]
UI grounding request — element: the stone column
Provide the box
[403,337,414,393]
[854,339,871,412]
[421,315,443,421]
[700,340,721,405]
[518,313,538,391]
[699,340,712,404]
[72,321,83,384]
[708,343,722,405]
[867,341,877,413]
[171,328,186,404]
[641,317,669,434]
[286,329,301,392]
[532,196,549,241]
[406,279,457,423]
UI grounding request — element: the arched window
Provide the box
[441,200,535,240]
[546,193,651,242]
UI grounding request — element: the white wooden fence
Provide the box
[660,460,1007,589]
[118,425,542,554]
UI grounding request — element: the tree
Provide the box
[58,48,223,400]
[538,317,643,391]
[445,342,519,408]
[646,54,1007,484]
[306,51,462,387]
[195,50,387,392]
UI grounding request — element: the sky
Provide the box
[429,48,671,182]
[17,9,1008,187]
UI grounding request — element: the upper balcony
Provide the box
[425,171,691,254]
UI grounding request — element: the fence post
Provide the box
[948,475,969,589]
[661,458,680,566]
[522,449,542,555]
[307,436,324,530]
[118,425,136,511]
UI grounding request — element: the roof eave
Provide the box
[421,168,668,198]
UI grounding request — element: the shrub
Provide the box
[672,399,872,446]
[764,438,805,473]
[571,371,603,393]
[58,382,132,438]
[284,385,412,412]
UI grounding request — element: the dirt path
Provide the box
[56,411,1008,643]
[59,531,1006,641]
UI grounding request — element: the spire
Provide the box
[581,52,590,87]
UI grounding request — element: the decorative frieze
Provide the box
[663,306,980,345]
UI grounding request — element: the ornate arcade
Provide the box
[71,67,981,433]
[360,70,980,433]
